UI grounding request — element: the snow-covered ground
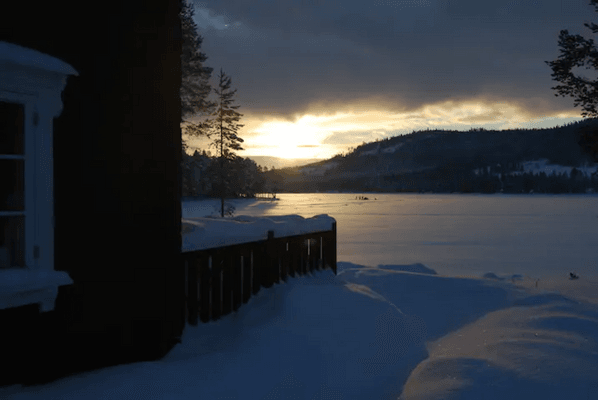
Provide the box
[2,194,597,399]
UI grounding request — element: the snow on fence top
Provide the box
[182,214,336,252]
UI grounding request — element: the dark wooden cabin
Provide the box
[1,0,185,385]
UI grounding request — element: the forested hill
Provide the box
[264,118,598,194]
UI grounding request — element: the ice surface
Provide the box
[221,193,598,280]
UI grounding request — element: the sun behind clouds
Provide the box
[246,117,334,159]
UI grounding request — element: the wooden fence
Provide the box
[181,222,336,325]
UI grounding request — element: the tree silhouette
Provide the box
[180,0,214,123]
[545,0,598,118]
[208,69,245,217]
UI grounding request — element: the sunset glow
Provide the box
[187,0,594,166]
[228,100,583,161]
[183,99,584,161]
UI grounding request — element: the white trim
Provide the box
[0,41,77,312]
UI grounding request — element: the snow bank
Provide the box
[182,214,335,252]
[2,262,598,399]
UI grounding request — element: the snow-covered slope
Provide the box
[3,263,597,400]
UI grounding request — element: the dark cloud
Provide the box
[192,0,595,119]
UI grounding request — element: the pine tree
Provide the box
[545,0,598,118]
[207,69,245,217]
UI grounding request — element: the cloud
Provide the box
[185,0,593,160]
[193,0,594,119]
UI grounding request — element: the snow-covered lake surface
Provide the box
[184,193,598,280]
[3,193,598,399]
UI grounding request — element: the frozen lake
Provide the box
[183,193,598,280]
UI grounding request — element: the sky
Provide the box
[181,0,597,163]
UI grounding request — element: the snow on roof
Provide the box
[182,214,336,252]
[0,41,78,76]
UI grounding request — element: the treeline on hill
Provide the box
[181,150,267,198]
[263,118,598,194]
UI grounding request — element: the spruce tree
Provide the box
[180,0,214,123]
[207,69,245,217]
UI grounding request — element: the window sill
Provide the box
[0,268,73,312]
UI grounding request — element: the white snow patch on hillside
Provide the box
[360,143,380,156]
[299,162,338,176]
[381,142,404,153]
[513,159,598,178]
[474,159,598,178]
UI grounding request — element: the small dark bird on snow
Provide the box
[569,272,579,280]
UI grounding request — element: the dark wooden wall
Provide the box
[1,0,184,380]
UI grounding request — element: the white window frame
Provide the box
[0,91,36,270]
[0,41,76,312]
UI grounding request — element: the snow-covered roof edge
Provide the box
[0,41,79,76]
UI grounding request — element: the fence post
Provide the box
[308,238,315,274]
[199,252,210,323]
[252,247,261,295]
[186,256,198,326]
[318,236,323,271]
[221,249,233,317]
[263,230,276,288]
[332,222,337,275]
[301,238,307,276]
[211,254,222,321]
[233,252,243,311]
[242,248,252,303]
[281,240,289,283]
[289,238,297,278]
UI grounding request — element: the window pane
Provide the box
[0,216,24,268]
[0,101,24,155]
[0,159,24,211]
